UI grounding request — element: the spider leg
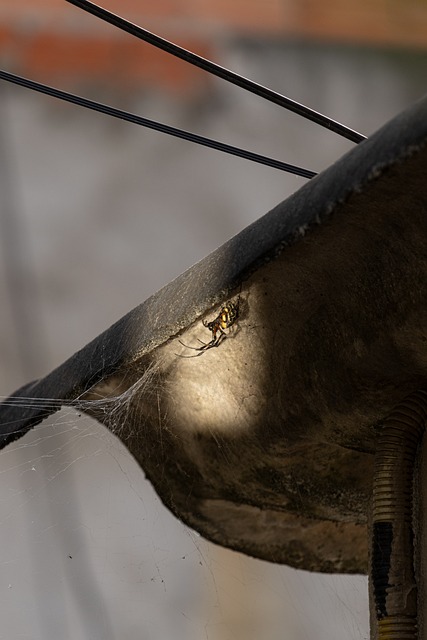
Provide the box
[178,339,194,349]
[178,338,212,352]
[210,335,226,349]
[175,349,205,358]
[176,324,229,358]
[176,338,216,358]
[212,328,227,346]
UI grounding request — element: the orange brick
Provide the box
[0,0,426,92]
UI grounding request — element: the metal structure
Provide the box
[0,94,426,633]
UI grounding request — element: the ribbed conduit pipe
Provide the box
[371,390,427,640]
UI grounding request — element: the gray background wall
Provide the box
[0,41,426,640]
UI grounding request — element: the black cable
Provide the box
[66,0,366,144]
[0,70,317,178]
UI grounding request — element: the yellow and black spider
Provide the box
[178,299,239,357]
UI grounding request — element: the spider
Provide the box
[178,299,240,357]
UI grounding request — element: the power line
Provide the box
[0,70,317,178]
[66,0,366,144]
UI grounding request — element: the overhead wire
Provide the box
[66,0,366,144]
[0,70,316,178]
[0,0,367,178]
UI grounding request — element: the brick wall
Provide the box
[1,0,426,92]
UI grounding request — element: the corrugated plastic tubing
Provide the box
[371,390,427,640]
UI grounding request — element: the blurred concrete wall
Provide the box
[1,8,427,639]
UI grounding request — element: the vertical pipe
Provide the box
[370,390,427,640]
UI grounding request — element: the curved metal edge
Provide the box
[1,94,427,447]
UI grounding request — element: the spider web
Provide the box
[0,406,369,640]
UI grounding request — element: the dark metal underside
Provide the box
[1,95,426,573]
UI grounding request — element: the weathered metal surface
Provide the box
[1,96,426,573]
